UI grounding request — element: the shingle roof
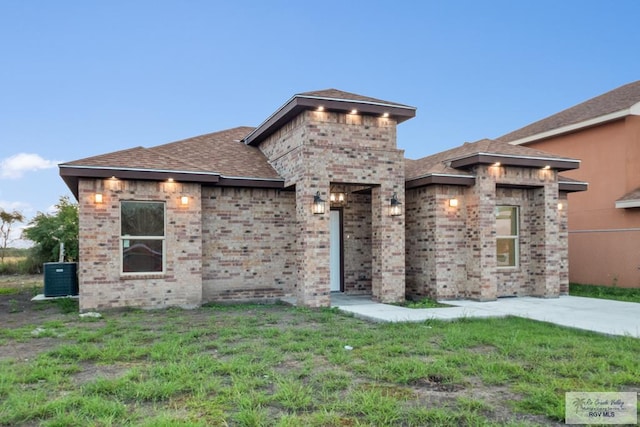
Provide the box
[150,127,280,179]
[297,89,414,108]
[616,187,640,202]
[615,187,640,208]
[62,127,281,180]
[499,80,640,143]
[406,138,578,180]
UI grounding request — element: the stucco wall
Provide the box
[77,178,202,310]
[523,116,640,287]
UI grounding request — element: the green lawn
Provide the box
[570,283,640,303]
[1,296,638,426]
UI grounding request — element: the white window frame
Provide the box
[120,201,166,275]
[496,205,519,268]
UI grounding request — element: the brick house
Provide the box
[60,89,585,310]
[499,81,640,288]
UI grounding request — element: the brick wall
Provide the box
[201,187,296,302]
[558,192,569,294]
[495,187,531,297]
[259,110,405,306]
[406,165,565,301]
[342,193,372,293]
[406,185,469,300]
[77,178,202,310]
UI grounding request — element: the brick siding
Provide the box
[77,178,202,310]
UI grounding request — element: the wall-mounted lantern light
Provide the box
[449,198,459,207]
[181,196,189,206]
[95,193,103,204]
[313,191,326,215]
[557,202,564,210]
[330,192,346,206]
[389,192,402,216]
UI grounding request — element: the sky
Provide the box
[1,0,639,247]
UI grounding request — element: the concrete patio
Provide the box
[330,294,640,338]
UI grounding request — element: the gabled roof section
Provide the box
[406,138,582,189]
[499,80,640,145]
[615,187,640,209]
[243,89,416,146]
[60,127,283,198]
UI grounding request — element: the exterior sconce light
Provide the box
[330,192,346,205]
[542,165,551,170]
[181,196,189,206]
[449,198,459,207]
[389,192,402,216]
[95,193,103,204]
[558,202,564,210]
[312,191,326,215]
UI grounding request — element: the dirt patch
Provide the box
[0,286,64,329]
[72,361,135,385]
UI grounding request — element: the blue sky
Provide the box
[1,1,639,246]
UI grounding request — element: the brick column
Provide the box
[371,185,405,303]
[295,182,331,307]
[465,169,497,301]
[558,193,569,295]
[531,182,561,297]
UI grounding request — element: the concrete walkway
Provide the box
[331,294,640,338]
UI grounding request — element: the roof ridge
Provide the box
[153,126,255,149]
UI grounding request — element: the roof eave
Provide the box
[558,180,588,193]
[508,102,640,146]
[243,95,416,146]
[450,153,580,171]
[615,199,640,209]
[59,165,285,199]
[406,173,475,189]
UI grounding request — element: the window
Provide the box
[121,201,165,273]
[496,206,518,267]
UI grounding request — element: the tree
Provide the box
[0,209,25,263]
[23,196,79,263]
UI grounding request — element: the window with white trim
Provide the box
[496,206,519,268]
[120,201,165,273]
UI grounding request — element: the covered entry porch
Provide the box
[291,182,406,308]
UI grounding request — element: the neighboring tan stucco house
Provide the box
[60,89,585,311]
[500,81,640,288]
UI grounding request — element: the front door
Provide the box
[330,209,343,292]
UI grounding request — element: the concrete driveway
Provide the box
[332,295,640,338]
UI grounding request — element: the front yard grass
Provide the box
[1,293,639,426]
[570,282,640,303]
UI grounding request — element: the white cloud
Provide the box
[0,200,31,212]
[0,153,59,179]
